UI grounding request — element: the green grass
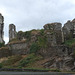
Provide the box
[9,38,19,42]
[22,68,61,72]
[18,53,43,68]
[64,38,75,47]
[2,55,22,66]
[64,38,75,58]
[1,54,43,69]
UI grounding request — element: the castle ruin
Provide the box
[0,14,75,71]
[9,24,16,41]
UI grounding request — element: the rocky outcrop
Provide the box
[38,44,75,71]
[44,23,62,46]
[62,19,75,40]
[31,30,40,43]
[42,56,74,71]
[38,45,73,58]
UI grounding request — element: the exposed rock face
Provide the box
[39,45,74,71]
[0,13,4,43]
[44,23,62,46]
[38,45,73,58]
[43,56,74,71]
[62,19,75,40]
[9,24,16,41]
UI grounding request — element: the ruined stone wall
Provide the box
[0,13,4,43]
[7,41,30,55]
[62,19,75,40]
[9,24,16,41]
[44,23,62,45]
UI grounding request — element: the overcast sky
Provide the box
[0,0,75,43]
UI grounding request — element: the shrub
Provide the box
[23,31,31,40]
[18,53,43,68]
[18,54,35,67]
[17,31,31,41]
[40,29,44,36]
[49,69,61,72]
[30,43,40,53]
[0,63,3,68]
[37,36,47,48]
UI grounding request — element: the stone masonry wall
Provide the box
[8,41,30,55]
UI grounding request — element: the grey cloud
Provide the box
[0,0,74,43]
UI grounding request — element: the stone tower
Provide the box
[0,13,4,43]
[44,23,62,46]
[9,24,16,41]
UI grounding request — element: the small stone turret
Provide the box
[0,13,4,43]
[9,24,16,41]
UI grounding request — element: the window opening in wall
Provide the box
[12,29,14,31]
